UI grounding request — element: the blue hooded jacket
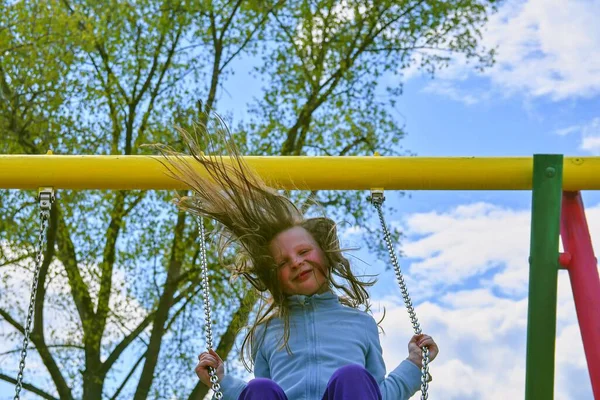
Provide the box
[218,291,422,400]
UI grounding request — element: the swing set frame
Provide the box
[1,153,599,399]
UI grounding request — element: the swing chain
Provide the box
[369,190,431,400]
[196,216,223,399]
[14,188,55,400]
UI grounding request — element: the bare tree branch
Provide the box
[0,373,58,400]
[134,26,184,151]
[0,343,85,357]
[0,307,24,334]
[95,192,126,346]
[0,307,73,400]
[99,309,155,376]
[109,350,147,400]
[0,253,36,268]
[54,205,94,323]
[220,0,284,71]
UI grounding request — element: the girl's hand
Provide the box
[407,334,439,368]
[195,349,225,387]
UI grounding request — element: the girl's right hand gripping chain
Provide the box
[196,349,225,387]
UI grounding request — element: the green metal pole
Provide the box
[525,154,563,399]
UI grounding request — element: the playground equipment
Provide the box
[1,153,599,399]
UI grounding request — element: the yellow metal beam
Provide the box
[0,155,598,191]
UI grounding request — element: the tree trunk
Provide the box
[82,370,104,400]
[133,209,187,400]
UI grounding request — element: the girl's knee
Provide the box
[240,378,288,400]
[247,378,278,391]
[325,364,381,400]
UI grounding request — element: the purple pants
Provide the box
[238,364,382,400]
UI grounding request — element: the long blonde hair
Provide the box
[148,114,376,371]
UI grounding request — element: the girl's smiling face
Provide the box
[269,226,330,296]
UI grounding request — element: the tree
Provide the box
[0,0,497,399]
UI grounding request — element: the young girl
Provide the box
[153,116,439,400]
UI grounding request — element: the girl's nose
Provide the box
[291,255,303,268]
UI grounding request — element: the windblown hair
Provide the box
[147,114,377,371]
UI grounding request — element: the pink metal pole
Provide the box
[560,191,600,399]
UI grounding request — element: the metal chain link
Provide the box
[369,190,431,400]
[196,216,223,399]
[14,188,54,400]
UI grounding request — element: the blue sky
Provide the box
[2,0,600,399]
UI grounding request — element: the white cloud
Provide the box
[374,286,592,399]
[579,118,600,154]
[421,81,483,106]
[371,201,600,399]
[556,118,600,155]
[555,125,580,137]
[581,136,600,154]
[340,224,367,239]
[372,294,527,399]
[399,202,531,296]
[418,0,600,102]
